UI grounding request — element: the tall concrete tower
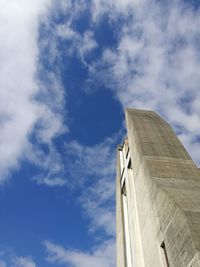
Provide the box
[116,109,200,267]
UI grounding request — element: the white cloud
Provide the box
[0,249,37,267]
[48,0,97,64]
[12,256,36,267]
[32,176,67,187]
[40,135,120,267]
[40,131,121,267]
[65,137,116,181]
[88,0,200,164]
[28,142,67,186]
[63,131,124,237]
[0,0,67,183]
[64,133,122,236]
[91,0,141,21]
[57,24,97,63]
[44,239,115,267]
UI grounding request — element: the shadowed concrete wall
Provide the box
[116,109,200,267]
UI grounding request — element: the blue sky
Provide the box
[0,0,200,266]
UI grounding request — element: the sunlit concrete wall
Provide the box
[116,109,200,267]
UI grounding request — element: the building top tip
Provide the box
[125,108,155,115]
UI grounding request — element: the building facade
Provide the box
[116,109,200,267]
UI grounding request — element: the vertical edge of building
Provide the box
[116,144,127,267]
[116,108,200,267]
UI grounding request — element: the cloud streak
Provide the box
[0,250,37,267]
[64,135,120,236]
[44,239,115,267]
[12,256,36,267]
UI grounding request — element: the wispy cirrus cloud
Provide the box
[12,256,36,267]
[65,135,119,236]
[65,137,116,184]
[57,25,97,62]
[90,0,140,21]
[0,250,36,267]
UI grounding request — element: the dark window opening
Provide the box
[161,241,170,267]
[127,159,132,169]
[121,167,125,179]
[125,146,129,158]
[121,182,126,196]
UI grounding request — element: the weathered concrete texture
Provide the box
[116,108,200,267]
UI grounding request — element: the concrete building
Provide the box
[116,109,200,267]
